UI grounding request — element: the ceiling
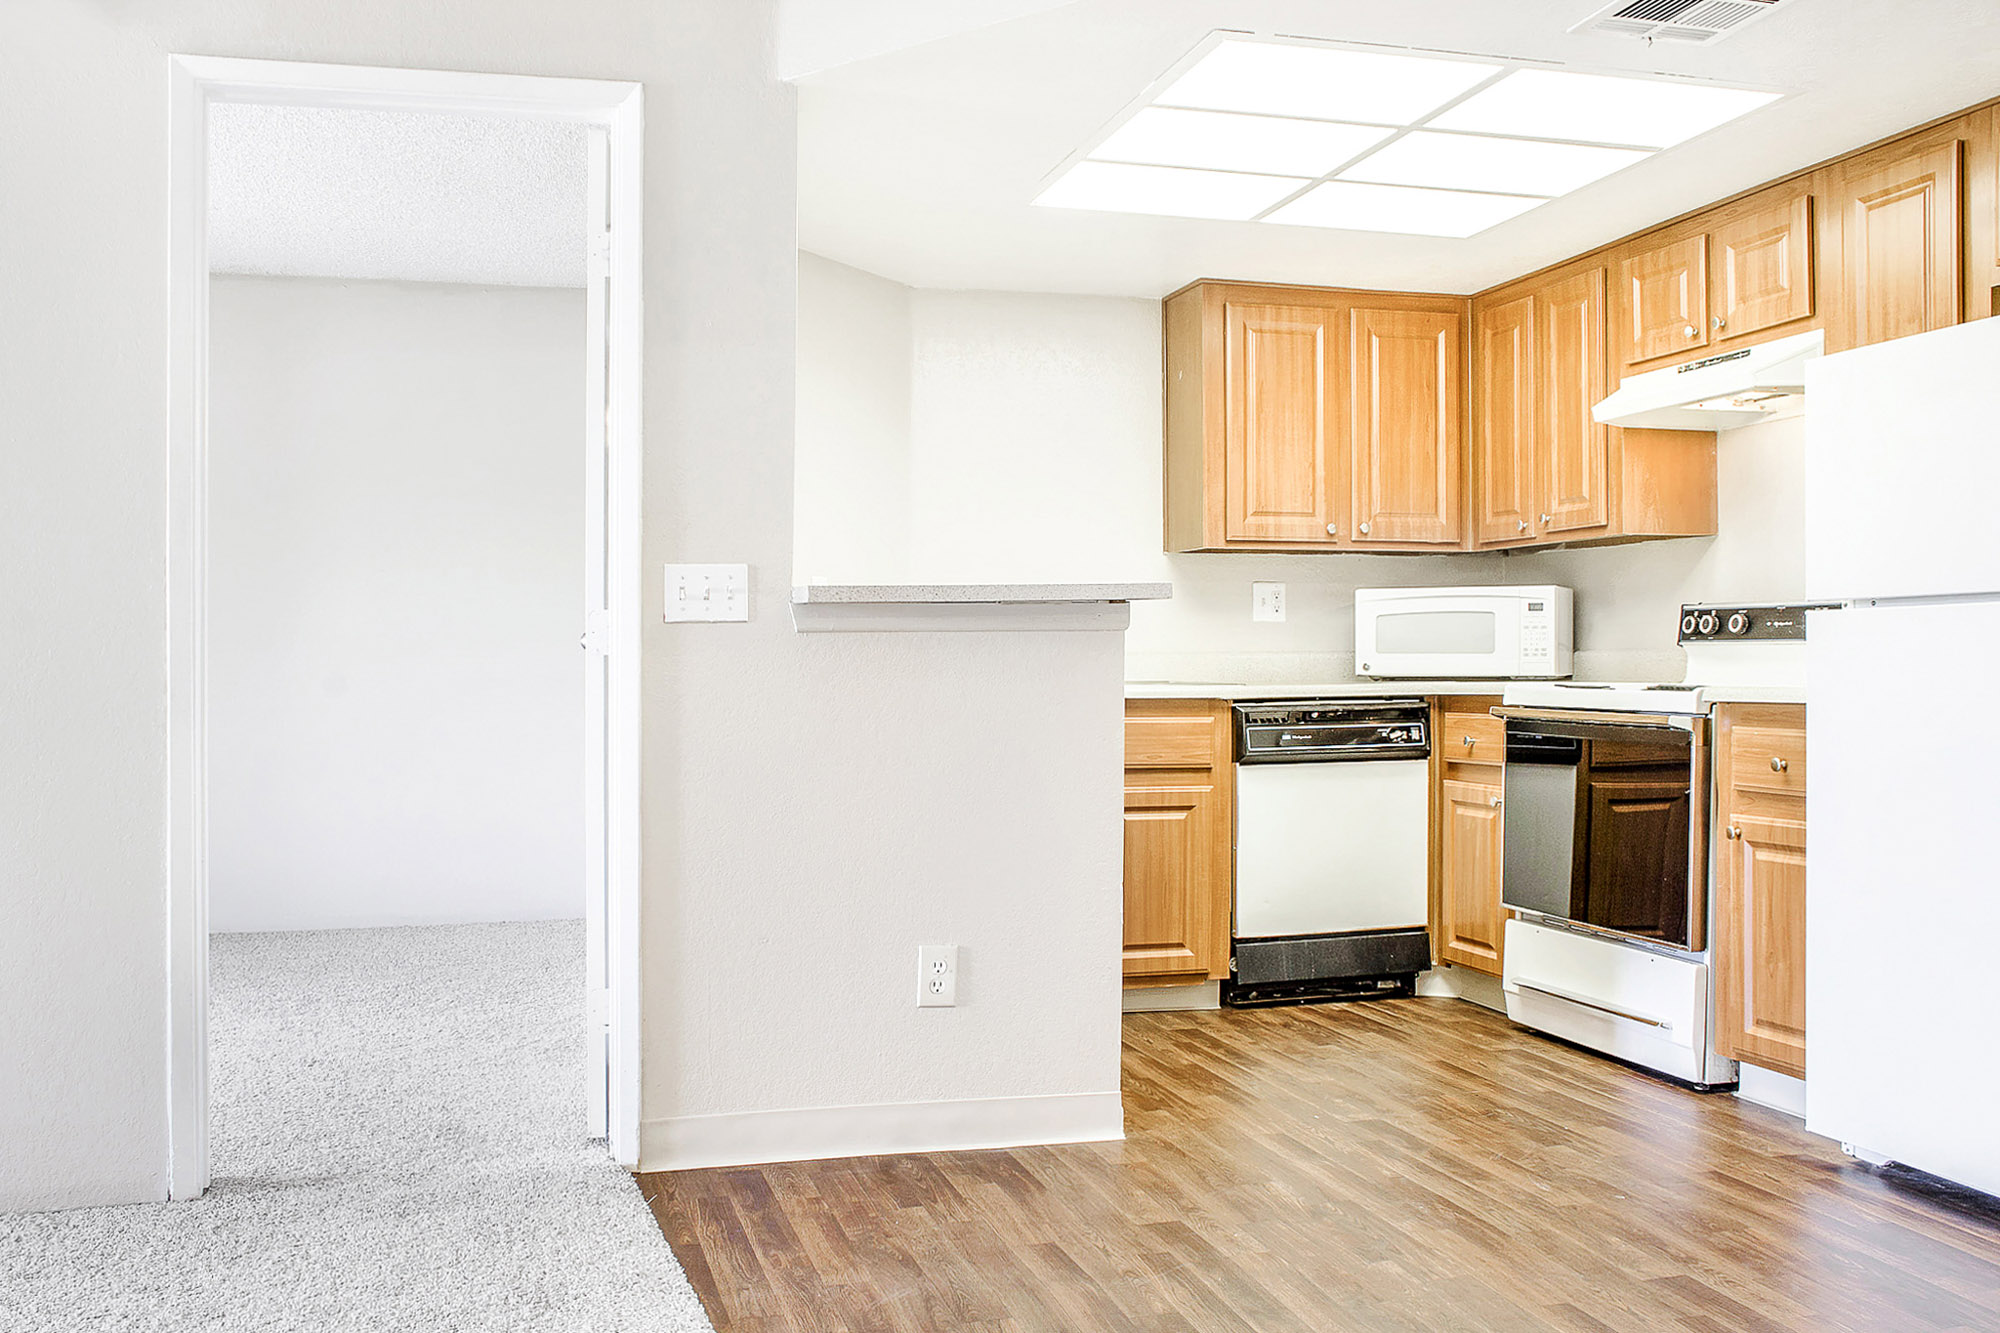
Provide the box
[207,104,587,288]
[797,0,2000,297]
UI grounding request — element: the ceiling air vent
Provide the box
[1571,0,1796,44]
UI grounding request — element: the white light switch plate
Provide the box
[664,563,750,622]
[1253,581,1286,622]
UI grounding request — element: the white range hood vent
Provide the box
[1592,328,1823,431]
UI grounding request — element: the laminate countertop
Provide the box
[1126,681,1809,705]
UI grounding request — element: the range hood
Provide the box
[1593,329,1823,431]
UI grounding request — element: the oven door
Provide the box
[1498,710,1709,952]
[1355,594,1524,678]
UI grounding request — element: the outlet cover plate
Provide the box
[664,563,750,622]
[1252,581,1286,622]
[918,944,958,1008]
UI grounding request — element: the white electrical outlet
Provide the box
[663,563,750,622]
[917,944,958,1008]
[1252,581,1286,622]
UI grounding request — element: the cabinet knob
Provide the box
[1540,513,1552,526]
[1684,323,1698,339]
[1712,315,1727,331]
[1463,735,1476,747]
[1490,796,1503,808]
[1325,522,1338,536]
[1771,756,1789,772]
[1727,826,1743,839]
[1517,519,1529,533]
[1358,522,1370,536]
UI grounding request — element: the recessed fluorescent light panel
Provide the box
[1033,37,1782,235]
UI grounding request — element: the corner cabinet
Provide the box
[1123,700,1233,988]
[1164,282,1466,553]
[1431,698,1506,976]
[1712,703,1808,1078]
[1471,265,1715,550]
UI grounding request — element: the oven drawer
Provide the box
[1441,711,1503,766]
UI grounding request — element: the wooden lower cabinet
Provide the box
[1713,703,1809,1078]
[1123,701,1232,987]
[1432,698,1507,976]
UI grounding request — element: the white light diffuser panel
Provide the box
[1428,69,1781,148]
[1034,160,1308,221]
[1343,131,1652,197]
[1266,181,1543,237]
[1091,107,1393,178]
[1156,41,1501,127]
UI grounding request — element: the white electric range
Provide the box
[1489,602,1830,1088]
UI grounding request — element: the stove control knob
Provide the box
[1727,611,1751,635]
[1696,612,1719,636]
[1681,613,1699,637]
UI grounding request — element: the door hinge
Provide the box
[580,608,611,655]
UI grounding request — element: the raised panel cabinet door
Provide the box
[1348,306,1463,546]
[1836,140,1963,349]
[1473,296,1537,547]
[1123,780,1229,982]
[1618,233,1709,366]
[1224,301,1339,544]
[1711,193,1815,341]
[1536,269,1611,536]
[1439,778,1505,975]
[1715,813,1808,1077]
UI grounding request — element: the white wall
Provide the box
[794,260,1809,682]
[205,275,583,933]
[795,252,911,583]
[3,0,1125,1214]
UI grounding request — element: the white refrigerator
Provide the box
[1805,316,2000,1195]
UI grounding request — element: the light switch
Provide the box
[663,564,750,622]
[1253,581,1286,623]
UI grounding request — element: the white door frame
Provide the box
[165,55,646,1199]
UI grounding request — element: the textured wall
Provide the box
[205,276,584,933]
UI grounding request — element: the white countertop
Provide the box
[1127,679,1808,705]
[793,582,1172,605]
[1125,680,1525,701]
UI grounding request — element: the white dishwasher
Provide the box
[1228,698,1432,1005]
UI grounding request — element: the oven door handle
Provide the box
[1511,979,1674,1032]
[1489,705,1696,731]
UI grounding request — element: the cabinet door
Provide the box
[1715,813,1808,1077]
[1710,192,1815,341]
[1123,778,1230,983]
[1348,306,1463,547]
[1472,297,1537,547]
[1833,139,1963,349]
[1224,301,1339,544]
[1438,777,1505,975]
[1536,269,1611,537]
[1618,233,1709,366]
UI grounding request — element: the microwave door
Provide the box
[1359,597,1520,678]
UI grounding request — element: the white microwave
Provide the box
[1355,585,1573,680]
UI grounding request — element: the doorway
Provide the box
[165,57,645,1199]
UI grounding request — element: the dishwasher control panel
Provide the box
[1235,699,1430,763]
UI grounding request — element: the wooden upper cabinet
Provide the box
[1537,268,1611,537]
[1829,137,1963,351]
[1472,296,1537,547]
[1618,233,1709,368]
[1347,306,1462,547]
[1162,282,1466,553]
[1710,190,1816,342]
[1225,301,1339,544]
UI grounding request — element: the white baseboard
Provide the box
[1122,981,1220,1012]
[639,1091,1124,1173]
[1735,1063,1807,1119]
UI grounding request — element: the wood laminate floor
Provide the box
[638,999,2000,1332]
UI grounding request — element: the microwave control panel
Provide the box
[1520,600,1557,664]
